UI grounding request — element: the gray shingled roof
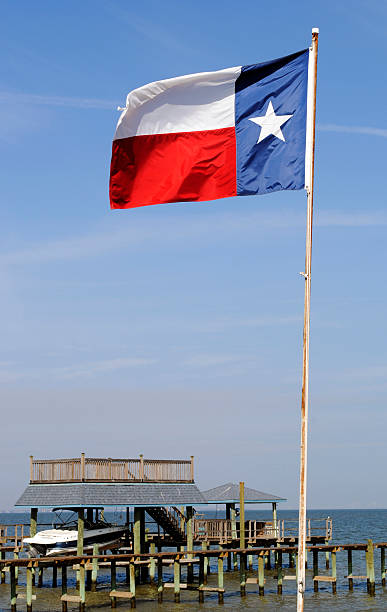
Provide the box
[15,483,206,508]
[201,483,286,504]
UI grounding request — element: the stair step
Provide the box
[198,587,225,592]
[110,590,134,599]
[346,574,367,580]
[61,595,82,603]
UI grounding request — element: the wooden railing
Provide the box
[0,525,24,547]
[193,518,332,543]
[278,517,332,541]
[193,519,279,543]
[30,454,195,484]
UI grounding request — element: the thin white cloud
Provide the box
[0,357,156,384]
[184,354,242,367]
[53,357,157,380]
[317,210,387,227]
[318,123,387,138]
[0,91,117,110]
[2,208,387,267]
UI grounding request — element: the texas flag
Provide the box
[109,49,311,209]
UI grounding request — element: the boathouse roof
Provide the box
[201,482,286,504]
[15,483,206,508]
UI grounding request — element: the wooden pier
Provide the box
[4,455,355,609]
[1,541,386,610]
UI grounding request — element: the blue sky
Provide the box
[1,0,386,510]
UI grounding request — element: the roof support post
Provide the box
[186,506,194,583]
[134,507,145,582]
[239,482,245,549]
[272,503,277,538]
[30,508,38,538]
[77,509,84,555]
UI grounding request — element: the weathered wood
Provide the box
[218,554,224,603]
[202,541,208,584]
[157,556,163,603]
[91,543,99,591]
[186,506,194,583]
[381,547,385,587]
[199,555,204,603]
[52,563,57,588]
[0,548,5,583]
[129,561,136,608]
[26,565,33,611]
[313,548,319,592]
[110,560,117,608]
[239,553,246,597]
[313,575,336,582]
[30,508,38,537]
[325,540,330,569]
[61,565,67,612]
[77,510,84,556]
[258,554,265,596]
[174,558,180,602]
[150,541,156,583]
[30,456,194,483]
[331,550,337,593]
[198,586,225,592]
[79,561,86,611]
[38,566,43,587]
[10,564,16,612]
[347,549,353,590]
[248,544,253,570]
[109,590,134,598]
[367,539,375,596]
[277,551,283,594]
[61,594,82,603]
[239,482,245,549]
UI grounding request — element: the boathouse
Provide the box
[15,454,206,559]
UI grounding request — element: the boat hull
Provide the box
[24,526,127,557]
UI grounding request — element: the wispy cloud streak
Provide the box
[0,356,156,384]
[0,92,117,110]
[2,208,387,266]
[318,123,387,138]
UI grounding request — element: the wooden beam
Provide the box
[239,482,245,549]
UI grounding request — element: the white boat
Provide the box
[23,508,127,557]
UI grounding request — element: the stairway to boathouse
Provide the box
[145,506,186,540]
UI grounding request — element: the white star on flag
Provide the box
[249,100,293,144]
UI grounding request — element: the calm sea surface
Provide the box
[1,509,387,611]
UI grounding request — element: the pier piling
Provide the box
[347,549,353,590]
[258,553,265,596]
[367,539,375,596]
[26,564,33,612]
[61,565,67,612]
[277,552,283,594]
[10,564,16,612]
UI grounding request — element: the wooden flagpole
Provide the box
[296,27,319,612]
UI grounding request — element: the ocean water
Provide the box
[1,509,387,611]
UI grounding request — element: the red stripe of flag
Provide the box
[109,127,237,209]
